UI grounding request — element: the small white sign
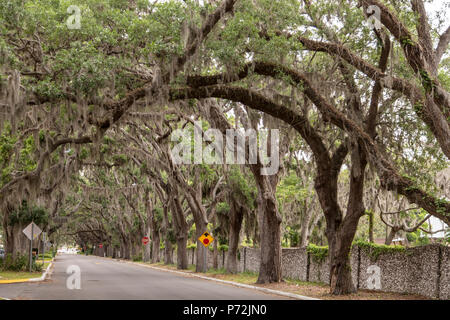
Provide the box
[22,222,42,241]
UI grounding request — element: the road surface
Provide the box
[0,254,287,300]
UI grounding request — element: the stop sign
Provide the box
[142,236,150,245]
[99,244,103,249]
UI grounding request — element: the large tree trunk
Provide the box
[327,216,359,295]
[225,200,244,273]
[151,231,160,263]
[256,190,282,283]
[183,188,209,273]
[3,204,29,260]
[164,240,173,265]
[122,240,131,260]
[176,236,188,269]
[250,163,282,284]
[194,221,209,272]
[143,228,151,262]
[315,159,356,295]
[321,146,366,295]
[5,223,30,260]
[171,195,189,269]
[161,205,173,264]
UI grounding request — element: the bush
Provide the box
[0,253,42,272]
[306,243,328,263]
[32,261,44,272]
[37,252,53,260]
[132,254,142,262]
[218,244,228,251]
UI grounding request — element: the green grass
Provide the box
[0,262,50,281]
[0,270,42,280]
[34,262,51,268]
[37,253,54,260]
[203,268,259,284]
[283,277,328,287]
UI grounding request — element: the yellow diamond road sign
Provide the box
[198,231,214,247]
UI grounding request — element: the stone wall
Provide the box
[155,244,449,299]
[230,245,449,299]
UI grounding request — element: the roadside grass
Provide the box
[0,271,41,281]
[37,253,54,260]
[146,262,431,300]
[0,262,50,281]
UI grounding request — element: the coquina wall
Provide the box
[171,244,449,300]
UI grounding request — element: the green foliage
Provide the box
[8,201,49,225]
[354,240,406,261]
[283,226,300,247]
[306,243,328,263]
[227,167,256,209]
[216,202,230,215]
[0,253,43,272]
[132,254,142,262]
[166,228,177,245]
[218,244,229,252]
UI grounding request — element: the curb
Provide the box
[110,258,319,300]
[28,258,54,282]
[0,258,55,284]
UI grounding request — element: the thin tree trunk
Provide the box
[368,210,374,243]
[151,231,160,263]
[225,200,244,273]
[162,205,173,264]
[171,195,188,269]
[385,227,398,245]
[299,208,313,247]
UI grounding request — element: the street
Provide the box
[0,255,287,300]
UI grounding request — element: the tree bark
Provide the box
[385,227,398,245]
[194,221,209,272]
[256,189,282,284]
[151,230,160,263]
[171,195,189,269]
[225,199,244,273]
[299,208,313,247]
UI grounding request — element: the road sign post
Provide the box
[22,222,42,272]
[42,232,46,266]
[29,223,33,272]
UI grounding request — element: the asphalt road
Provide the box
[0,254,287,300]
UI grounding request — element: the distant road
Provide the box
[0,254,287,300]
